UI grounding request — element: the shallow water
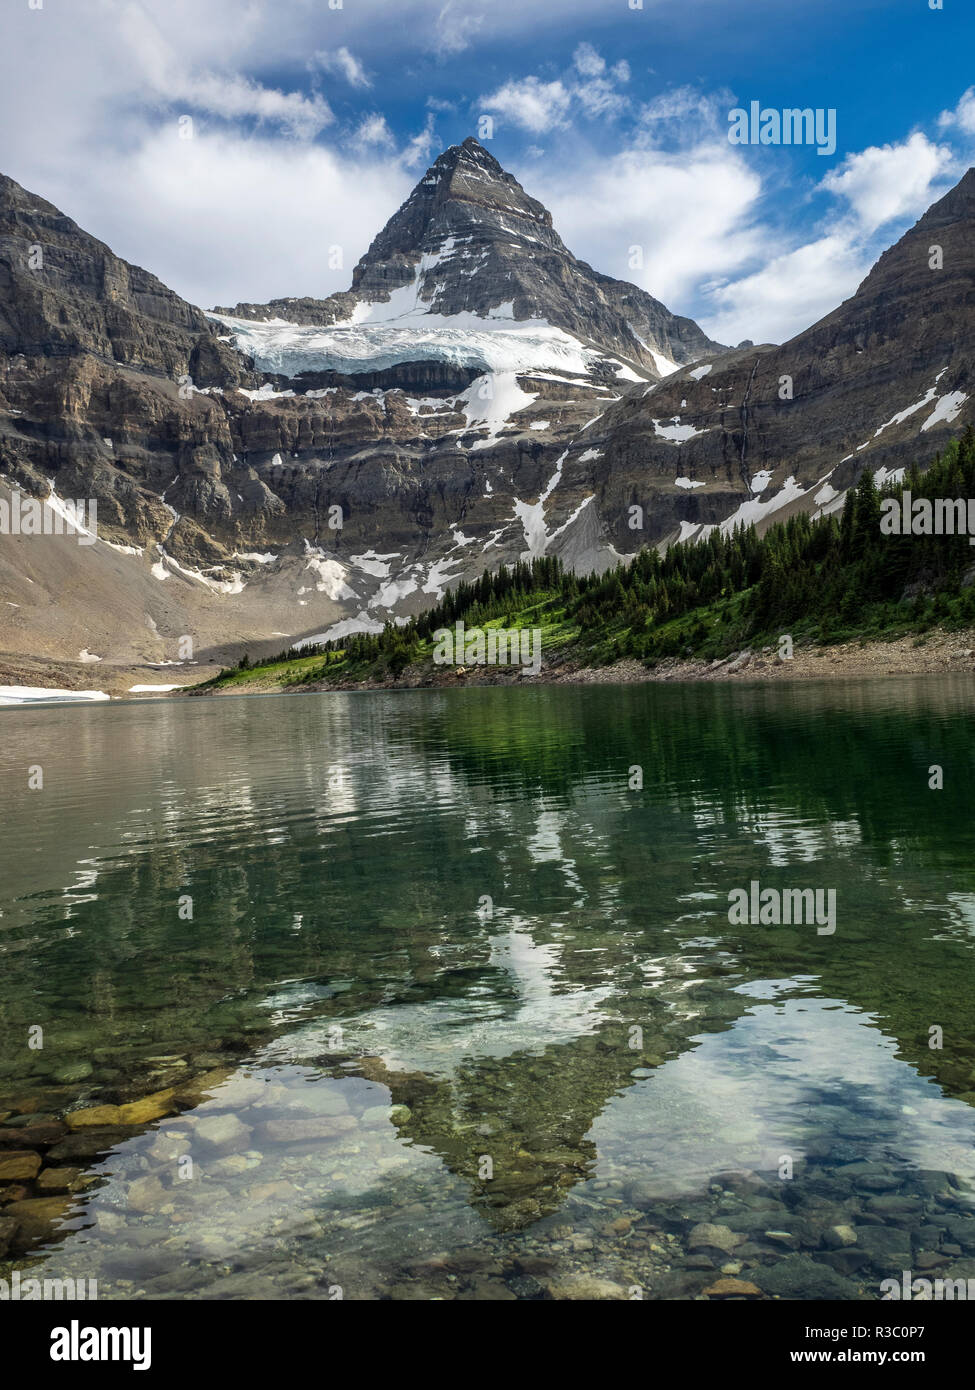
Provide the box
[2,677,975,1300]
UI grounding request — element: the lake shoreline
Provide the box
[190,624,975,697]
[4,626,974,703]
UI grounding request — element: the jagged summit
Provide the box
[409,137,549,218]
[213,138,725,378]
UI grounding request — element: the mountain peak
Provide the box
[432,136,502,174]
[213,140,724,375]
[367,138,553,263]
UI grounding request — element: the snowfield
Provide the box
[209,260,644,383]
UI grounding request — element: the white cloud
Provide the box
[482,47,631,132]
[573,43,606,78]
[525,142,763,309]
[434,0,486,55]
[116,4,331,138]
[574,77,629,121]
[481,78,573,134]
[700,130,959,344]
[938,87,975,136]
[85,131,412,311]
[175,71,331,138]
[0,1,429,311]
[353,114,396,150]
[401,113,440,169]
[819,132,955,234]
[639,85,735,142]
[519,114,963,347]
[311,48,371,90]
[701,234,871,347]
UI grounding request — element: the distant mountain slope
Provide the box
[569,169,975,554]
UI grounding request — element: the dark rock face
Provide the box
[214,138,725,377]
[0,174,245,381]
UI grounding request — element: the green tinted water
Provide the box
[1,678,975,1299]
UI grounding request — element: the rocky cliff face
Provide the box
[0,173,249,382]
[0,149,972,688]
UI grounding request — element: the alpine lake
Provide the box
[2,676,975,1301]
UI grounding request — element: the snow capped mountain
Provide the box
[214,138,724,383]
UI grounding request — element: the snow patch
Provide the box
[303,544,356,600]
[720,476,807,534]
[239,384,295,401]
[922,391,968,432]
[0,686,109,705]
[295,615,384,648]
[872,465,905,487]
[653,418,708,445]
[459,372,538,450]
[350,550,400,579]
[650,350,680,377]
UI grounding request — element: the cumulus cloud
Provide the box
[701,234,871,347]
[520,112,966,347]
[480,78,573,135]
[481,45,631,132]
[938,87,975,136]
[819,132,955,234]
[434,0,486,56]
[700,131,958,343]
[117,4,332,138]
[79,131,412,310]
[401,112,440,169]
[353,113,396,150]
[0,3,412,309]
[573,42,606,79]
[638,85,736,144]
[524,142,763,310]
[574,77,629,121]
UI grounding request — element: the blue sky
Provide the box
[1,0,973,344]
